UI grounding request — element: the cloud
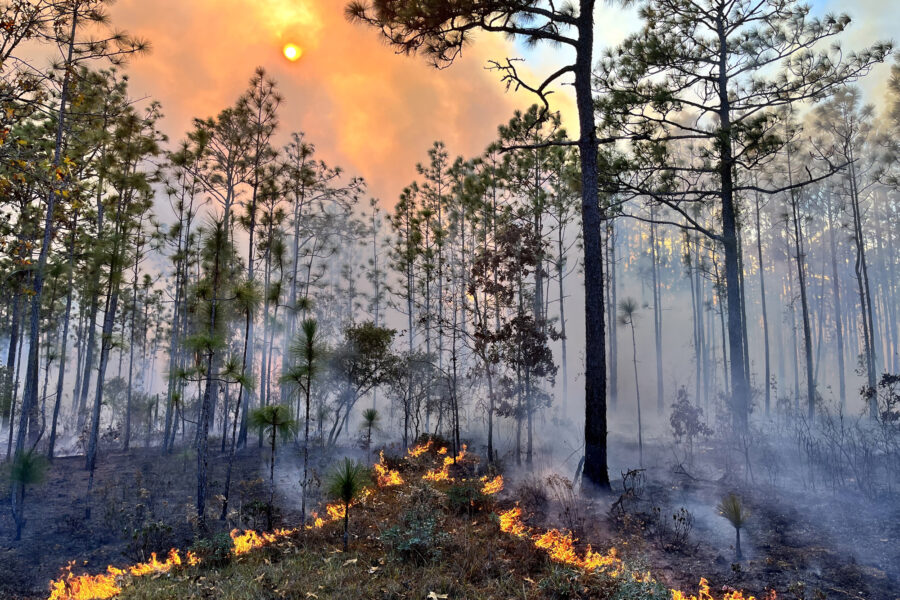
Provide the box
[109,0,554,206]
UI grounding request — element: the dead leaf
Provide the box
[427,593,449,600]
[343,558,358,567]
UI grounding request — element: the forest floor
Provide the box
[3,438,900,600]
[0,444,270,600]
[610,456,900,600]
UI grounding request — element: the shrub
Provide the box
[240,499,277,531]
[382,509,450,565]
[189,532,234,568]
[382,483,448,564]
[445,480,490,516]
[125,520,175,562]
[650,506,693,551]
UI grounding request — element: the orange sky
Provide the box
[107,0,894,208]
[109,0,542,206]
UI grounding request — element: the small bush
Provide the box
[382,483,448,564]
[240,499,278,530]
[650,506,694,550]
[189,532,234,568]
[382,510,450,565]
[445,480,490,516]
[124,520,174,562]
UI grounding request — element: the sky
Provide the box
[107,0,898,209]
[108,0,532,205]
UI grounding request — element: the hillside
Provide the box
[47,440,770,600]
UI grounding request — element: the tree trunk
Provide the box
[576,0,610,492]
[753,194,771,417]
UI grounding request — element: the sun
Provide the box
[282,43,303,62]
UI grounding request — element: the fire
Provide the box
[326,502,346,521]
[407,440,433,457]
[423,445,467,482]
[672,579,776,600]
[481,475,504,495]
[48,564,120,600]
[49,440,774,600]
[374,452,404,487]
[231,527,297,555]
[48,549,201,600]
[499,504,775,600]
[498,506,529,538]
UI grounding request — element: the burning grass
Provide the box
[373,451,404,487]
[47,441,777,600]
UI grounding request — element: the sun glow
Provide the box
[282,43,302,61]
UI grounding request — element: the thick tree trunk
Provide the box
[576,0,610,491]
[715,12,749,432]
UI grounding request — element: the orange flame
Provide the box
[672,579,777,600]
[407,440,433,457]
[230,527,297,555]
[500,504,775,600]
[326,502,346,521]
[48,549,201,600]
[374,451,404,487]
[423,445,466,482]
[481,475,504,495]
[498,506,529,538]
[48,564,120,600]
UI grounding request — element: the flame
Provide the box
[423,445,467,482]
[231,527,297,555]
[49,439,775,600]
[49,549,202,600]
[48,564,120,600]
[326,502,346,521]
[481,475,504,495]
[407,440,433,457]
[374,452,404,487]
[499,504,775,600]
[498,507,529,538]
[672,579,777,600]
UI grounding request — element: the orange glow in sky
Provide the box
[282,43,302,62]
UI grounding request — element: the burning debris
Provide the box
[47,500,351,600]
